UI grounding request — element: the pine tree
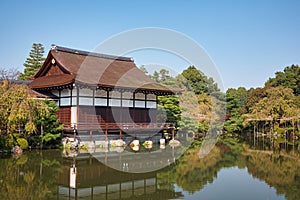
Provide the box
[18,43,45,80]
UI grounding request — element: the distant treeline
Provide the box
[141,64,300,136]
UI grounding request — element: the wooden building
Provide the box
[29,45,177,135]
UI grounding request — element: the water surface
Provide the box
[0,136,299,200]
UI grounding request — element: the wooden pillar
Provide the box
[171,123,175,140]
[133,92,135,108]
[92,88,95,106]
[105,128,108,141]
[119,130,122,140]
[106,90,109,107]
[145,93,147,108]
[70,87,73,107]
[120,92,123,124]
[58,89,61,107]
[89,130,92,142]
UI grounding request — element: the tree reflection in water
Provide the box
[157,136,300,200]
[0,150,61,200]
[0,136,299,200]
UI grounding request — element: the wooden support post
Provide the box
[89,130,92,142]
[105,129,108,141]
[171,124,175,140]
[120,130,122,140]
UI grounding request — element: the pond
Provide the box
[0,135,299,200]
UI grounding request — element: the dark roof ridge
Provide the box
[51,44,134,62]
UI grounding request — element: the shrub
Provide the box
[27,136,42,148]
[17,138,29,150]
[5,134,15,150]
[0,135,6,149]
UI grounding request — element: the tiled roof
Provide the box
[30,45,178,94]
[27,89,58,99]
[30,74,74,89]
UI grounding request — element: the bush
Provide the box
[42,133,61,145]
[17,138,29,150]
[0,135,6,149]
[27,135,42,148]
[5,134,15,150]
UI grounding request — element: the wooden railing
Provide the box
[64,122,174,131]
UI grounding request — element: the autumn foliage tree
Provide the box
[0,81,49,135]
[245,87,299,120]
[0,81,62,148]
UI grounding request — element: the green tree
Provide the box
[150,69,172,83]
[159,69,170,82]
[181,66,219,95]
[265,64,300,95]
[224,87,248,133]
[151,71,160,82]
[35,99,63,146]
[157,95,181,126]
[139,65,148,75]
[140,68,182,127]
[19,43,45,80]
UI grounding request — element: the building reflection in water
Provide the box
[57,150,181,200]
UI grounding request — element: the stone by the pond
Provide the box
[62,137,78,149]
[11,145,23,155]
[160,138,165,145]
[130,139,139,147]
[110,139,126,147]
[169,139,181,147]
[143,140,153,149]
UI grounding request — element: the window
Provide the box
[79,97,93,105]
[60,97,71,106]
[109,99,121,107]
[135,100,145,108]
[95,98,107,106]
[146,101,157,108]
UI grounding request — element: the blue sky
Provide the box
[0,0,300,90]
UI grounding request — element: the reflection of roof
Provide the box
[30,45,179,94]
